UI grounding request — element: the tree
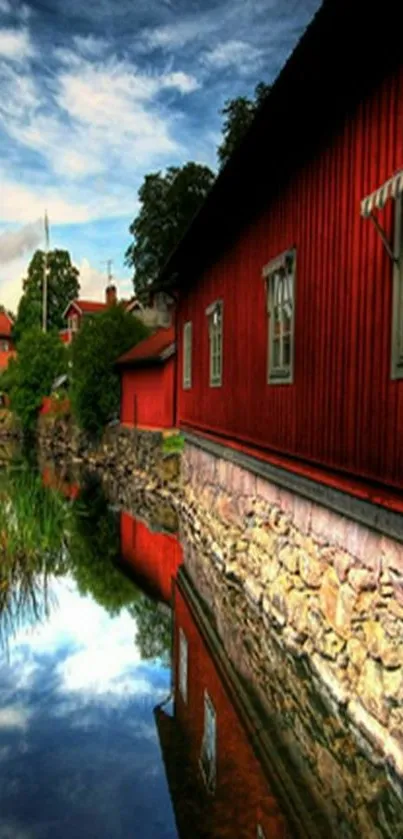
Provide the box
[217,81,271,169]
[68,473,140,616]
[125,162,215,296]
[70,304,149,438]
[7,329,67,432]
[129,595,171,663]
[13,249,80,343]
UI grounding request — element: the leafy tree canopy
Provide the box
[6,329,67,432]
[68,473,140,616]
[13,249,80,344]
[217,81,271,169]
[124,162,215,296]
[70,304,149,438]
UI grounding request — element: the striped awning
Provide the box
[361,170,403,218]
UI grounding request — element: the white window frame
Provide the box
[183,321,192,390]
[178,628,188,703]
[263,248,296,384]
[0,341,9,352]
[391,196,403,379]
[257,826,266,839]
[200,690,216,792]
[206,300,223,387]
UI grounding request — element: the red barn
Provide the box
[119,510,182,603]
[155,570,306,838]
[117,326,176,430]
[153,0,403,518]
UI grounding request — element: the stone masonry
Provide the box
[179,441,403,781]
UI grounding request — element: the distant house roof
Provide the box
[63,299,108,318]
[0,310,13,338]
[117,326,175,367]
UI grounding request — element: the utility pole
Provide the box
[42,210,50,332]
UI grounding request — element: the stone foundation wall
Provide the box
[37,413,180,488]
[180,441,403,780]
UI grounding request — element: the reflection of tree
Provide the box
[129,595,171,664]
[0,466,70,650]
[69,473,140,616]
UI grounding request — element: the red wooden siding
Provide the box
[173,584,290,838]
[177,64,403,493]
[120,511,182,603]
[120,359,174,429]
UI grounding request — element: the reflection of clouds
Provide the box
[5,577,167,707]
[0,705,30,730]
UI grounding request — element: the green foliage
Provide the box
[0,465,71,648]
[68,473,140,616]
[162,433,185,454]
[125,162,215,296]
[129,595,171,663]
[217,81,271,169]
[7,329,67,432]
[70,304,149,438]
[13,249,80,343]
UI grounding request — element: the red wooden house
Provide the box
[119,510,182,603]
[153,0,403,521]
[60,284,143,345]
[0,309,16,372]
[155,570,305,838]
[117,326,176,430]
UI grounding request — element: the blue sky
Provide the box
[0,576,176,838]
[0,0,321,311]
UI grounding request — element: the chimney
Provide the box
[106,284,117,307]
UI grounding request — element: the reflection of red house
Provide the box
[117,327,176,430]
[0,310,16,371]
[120,511,182,603]
[156,571,295,839]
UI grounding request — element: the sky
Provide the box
[0,576,177,838]
[0,0,321,312]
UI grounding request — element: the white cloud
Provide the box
[0,220,43,264]
[145,17,218,49]
[0,177,91,224]
[0,705,30,730]
[73,34,110,57]
[0,27,34,61]
[0,1,12,16]
[161,71,199,94]
[205,39,263,70]
[77,258,132,302]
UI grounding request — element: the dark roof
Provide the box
[153,0,402,292]
[116,326,175,367]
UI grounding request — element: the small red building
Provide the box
[0,309,16,372]
[117,326,176,430]
[155,571,294,838]
[60,285,143,345]
[153,0,403,515]
[119,510,182,603]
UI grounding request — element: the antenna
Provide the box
[102,259,114,284]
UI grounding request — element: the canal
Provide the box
[0,456,402,838]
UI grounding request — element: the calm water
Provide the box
[0,458,402,839]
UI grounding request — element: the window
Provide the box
[183,322,192,389]
[68,314,79,333]
[257,826,266,839]
[392,196,403,379]
[206,301,223,387]
[200,691,216,791]
[264,249,296,384]
[0,341,9,352]
[178,628,188,702]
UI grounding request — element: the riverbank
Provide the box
[35,413,403,787]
